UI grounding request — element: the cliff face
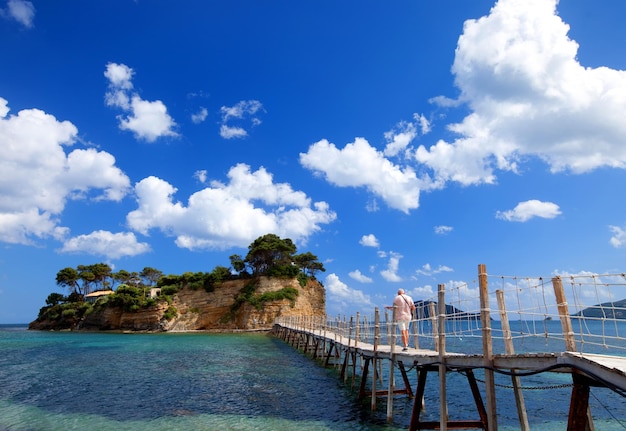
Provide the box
[32,276,325,332]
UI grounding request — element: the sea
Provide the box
[1,323,625,431]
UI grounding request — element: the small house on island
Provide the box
[85,290,114,303]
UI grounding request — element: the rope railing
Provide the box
[275,268,626,357]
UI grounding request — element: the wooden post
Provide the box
[387,304,397,422]
[412,301,420,349]
[355,312,361,348]
[437,284,448,431]
[496,289,530,431]
[478,263,498,431]
[552,276,595,431]
[552,276,577,352]
[372,307,380,411]
[429,302,438,352]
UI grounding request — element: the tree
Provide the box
[56,267,81,295]
[45,292,66,306]
[293,252,325,278]
[244,234,297,275]
[140,267,163,287]
[229,254,246,274]
[89,263,113,291]
[76,265,95,295]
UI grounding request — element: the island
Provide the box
[573,298,626,319]
[29,234,326,332]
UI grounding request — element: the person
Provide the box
[385,288,415,351]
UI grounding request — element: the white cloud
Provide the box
[325,273,374,311]
[3,0,35,27]
[220,124,247,139]
[126,163,336,250]
[609,225,626,248]
[416,0,626,185]
[104,62,178,142]
[416,263,454,277]
[300,138,423,213]
[359,234,379,248]
[384,120,417,157]
[349,270,373,283]
[60,230,151,259]
[0,99,130,245]
[383,113,431,158]
[380,251,403,282]
[194,170,208,184]
[408,284,435,300]
[0,98,9,117]
[219,100,264,140]
[434,225,453,235]
[191,107,208,124]
[496,199,561,222]
[104,63,133,91]
[416,113,431,135]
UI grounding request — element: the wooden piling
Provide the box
[496,289,529,431]
[437,283,448,431]
[372,307,380,412]
[387,304,397,422]
[478,263,498,431]
[552,276,595,431]
[429,301,438,352]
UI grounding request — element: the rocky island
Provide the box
[29,234,326,332]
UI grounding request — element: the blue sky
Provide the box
[2,0,626,324]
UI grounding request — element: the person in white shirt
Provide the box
[385,288,415,351]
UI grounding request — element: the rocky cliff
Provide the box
[30,276,325,332]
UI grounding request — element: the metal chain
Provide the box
[473,376,574,390]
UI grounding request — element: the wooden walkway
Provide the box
[272,265,626,431]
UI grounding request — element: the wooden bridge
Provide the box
[272,264,626,431]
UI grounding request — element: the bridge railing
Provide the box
[275,266,626,357]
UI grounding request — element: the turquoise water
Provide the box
[1,325,625,430]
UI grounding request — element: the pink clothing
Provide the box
[393,293,415,321]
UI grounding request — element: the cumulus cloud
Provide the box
[417,0,626,184]
[359,234,379,248]
[194,170,208,184]
[303,0,626,213]
[0,98,130,245]
[2,0,35,27]
[324,273,374,312]
[416,263,454,277]
[383,113,431,157]
[380,251,403,282]
[191,107,208,124]
[219,100,264,139]
[349,269,373,283]
[126,163,336,250]
[104,62,178,142]
[220,124,248,139]
[434,225,453,235]
[60,230,151,259]
[300,138,423,213]
[609,225,626,248]
[496,199,561,222]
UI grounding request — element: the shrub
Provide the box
[160,285,179,296]
[297,272,308,287]
[62,308,76,318]
[163,306,178,320]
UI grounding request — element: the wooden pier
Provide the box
[272,264,626,431]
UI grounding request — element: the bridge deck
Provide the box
[293,325,626,393]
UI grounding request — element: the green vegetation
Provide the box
[34,233,325,329]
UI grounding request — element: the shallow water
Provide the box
[0,325,624,430]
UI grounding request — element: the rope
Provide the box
[590,389,626,430]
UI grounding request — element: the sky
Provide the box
[2,0,626,324]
